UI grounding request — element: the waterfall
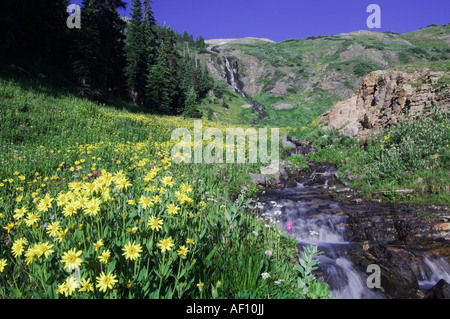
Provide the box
[418,257,450,290]
[262,198,383,299]
[222,56,267,123]
[223,57,245,97]
[257,164,450,299]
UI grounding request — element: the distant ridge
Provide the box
[205,37,276,46]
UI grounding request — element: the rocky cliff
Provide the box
[318,66,450,140]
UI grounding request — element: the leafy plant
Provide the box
[296,245,330,299]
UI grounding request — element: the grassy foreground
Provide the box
[0,70,330,299]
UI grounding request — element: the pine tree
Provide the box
[183,86,202,118]
[71,0,101,98]
[195,35,206,52]
[143,0,157,67]
[124,0,146,105]
[197,64,214,99]
[0,0,71,73]
[146,27,180,113]
[96,0,127,95]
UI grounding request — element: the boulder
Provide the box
[426,279,450,299]
[318,69,450,141]
[348,245,420,299]
[273,103,294,110]
[249,160,303,188]
[281,134,296,149]
[249,173,269,188]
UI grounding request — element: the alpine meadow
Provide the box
[0,0,449,302]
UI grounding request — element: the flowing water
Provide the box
[258,165,450,299]
[223,56,267,121]
[224,58,242,95]
[219,53,450,298]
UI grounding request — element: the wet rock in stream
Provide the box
[255,161,450,299]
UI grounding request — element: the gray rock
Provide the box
[273,103,294,110]
[251,160,302,189]
[426,279,450,299]
[281,134,296,149]
[249,173,269,187]
[335,187,352,193]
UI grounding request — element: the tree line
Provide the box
[0,0,214,117]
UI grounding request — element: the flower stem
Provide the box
[157,252,166,299]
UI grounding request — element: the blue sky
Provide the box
[72,0,450,42]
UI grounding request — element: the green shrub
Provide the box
[353,61,380,76]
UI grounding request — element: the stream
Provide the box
[216,51,450,298]
[222,56,267,123]
[257,163,450,299]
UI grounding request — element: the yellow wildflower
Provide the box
[96,272,118,293]
[148,216,164,232]
[122,241,143,261]
[156,237,175,253]
[61,248,83,271]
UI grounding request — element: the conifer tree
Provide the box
[143,0,157,67]
[124,0,146,105]
[71,0,101,98]
[146,27,180,113]
[96,0,127,95]
[183,86,202,118]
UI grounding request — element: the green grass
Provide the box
[200,24,450,132]
[249,89,338,128]
[394,59,450,72]
[290,108,450,205]
[0,67,329,299]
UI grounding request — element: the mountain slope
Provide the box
[318,60,450,140]
[199,23,450,128]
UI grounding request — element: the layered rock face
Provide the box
[318,69,450,140]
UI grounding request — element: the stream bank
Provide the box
[251,156,450,299]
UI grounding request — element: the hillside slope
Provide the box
[318,60,450,140]
[199,24,450,128]
[0,69,313,299]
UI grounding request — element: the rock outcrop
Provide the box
[249,160,304,188]
[318,68,450,140]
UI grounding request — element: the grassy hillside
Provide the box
[288,61,450,205]
[202,24,450,128]
[0,68,331,299]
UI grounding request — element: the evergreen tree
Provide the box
[143,0,157,67]
[178,51,196,96]
[195,35,206,52]
[197,64,214,99]
[146,27,180,113]
[71,0,126,98]
[183,86,202,118]
[71,0,101,98]
[1,0,71,73]
[96,0,127,95]
[124,0,146,105]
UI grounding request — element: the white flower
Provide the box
[310,230,319,237]
[252,231,259,237]
[261,272,271,280]
[274,280,285,285]
[274,210,282,216]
